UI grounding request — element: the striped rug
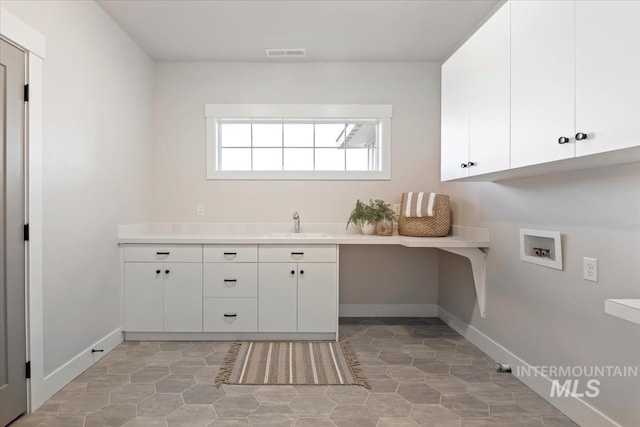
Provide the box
[216,341,369,388]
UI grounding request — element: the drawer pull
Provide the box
[223,279,238,282]
[291,252,304,256]
[223,313,237,318]
[156,251,170,255]
[224,252,237,256]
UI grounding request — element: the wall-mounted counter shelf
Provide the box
[605,299,640,325]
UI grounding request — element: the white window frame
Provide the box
[205,104,392,180]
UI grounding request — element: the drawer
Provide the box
[203,245,258,263]
[204,263,258,298]
[203,298,257,332]
[259,245,337,263]
[124,245,202,263]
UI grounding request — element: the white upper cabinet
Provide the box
[467,1,511,176]
[510,0,576,168]
[575,1,640,157]
[441,47,470,181]
[441,1,510,181]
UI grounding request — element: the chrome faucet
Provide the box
[293,211,300,233]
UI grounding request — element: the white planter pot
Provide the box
[360,221,376,235]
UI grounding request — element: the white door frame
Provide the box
[0,7,46,411]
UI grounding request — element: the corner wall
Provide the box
[2,0,154,383]
[439,164,640,427]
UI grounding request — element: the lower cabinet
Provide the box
[297,263,337,332]
[123,244,338,336]
[124,262,202,332]
[258,263,298,332]
[203,298,258,332]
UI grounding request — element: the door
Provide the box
[467,1,510,176]
[440,46,470,181]
[575,1,640,157]
[510,0,576,168]
[297,263,337,333]
[258,263,297,332]
[163,263,202,332]
[0,39,27,427]
[124,263,164,332]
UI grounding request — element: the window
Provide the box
[205,104,392,180]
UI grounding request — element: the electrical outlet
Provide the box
[196,204,205,216]
[583,257,598,282]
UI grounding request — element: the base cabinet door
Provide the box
[297,263,337,333]
[163,263,203,332]
[259,263,297,332]
[124,263,163,332]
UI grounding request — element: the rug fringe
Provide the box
[215,342,242,387]
[340,341,371,389]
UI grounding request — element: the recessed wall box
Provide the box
[519,228,563,270]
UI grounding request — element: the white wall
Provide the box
[2,1,154,375]
[153,61,442,308]
[439,163,640,427]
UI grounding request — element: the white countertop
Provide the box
[117,223,490,248]
[605,299,640,325]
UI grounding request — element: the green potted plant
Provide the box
[370,199,395,236]
[346,199,377,235]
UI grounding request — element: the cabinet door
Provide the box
[511,0,576,168]
[163,263,203,332]
[297,263,337,333]
[124,263,163,332]
[575,1,640,157]
[258,263,297,332]
[467,1,510,176]
[441,46,470,181]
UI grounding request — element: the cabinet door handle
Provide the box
[558,136,570,144]
[460,163,468,169]
[290,270,296,275]
[155,269,161,274]
[156,252,170,255]
[291,252,304,256]
[223,313,237,318]
[467,162,475,167]
[575,132,588,141]
[165,269,170,274]
[300,270,304,275]
[223,252,237,256]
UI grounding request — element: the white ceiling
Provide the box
[96,0,501,62]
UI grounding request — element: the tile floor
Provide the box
[12,318,578,427]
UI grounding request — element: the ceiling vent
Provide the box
[265,48,306,58]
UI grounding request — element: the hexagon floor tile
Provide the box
[13,318,578,427]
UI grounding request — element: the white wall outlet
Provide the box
[583,257,598,282]
[196,204,205,216]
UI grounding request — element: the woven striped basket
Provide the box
[398,193,451,237]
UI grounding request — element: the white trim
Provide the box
[1,8,46,412]
[339,304,439,317]
[437,306,622,427]
[40,329,123,401]
[205,104,392,119]
[205,105,392,181]
[0,8,46,59]
[124,332,335,341]
[26,53,44,410]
